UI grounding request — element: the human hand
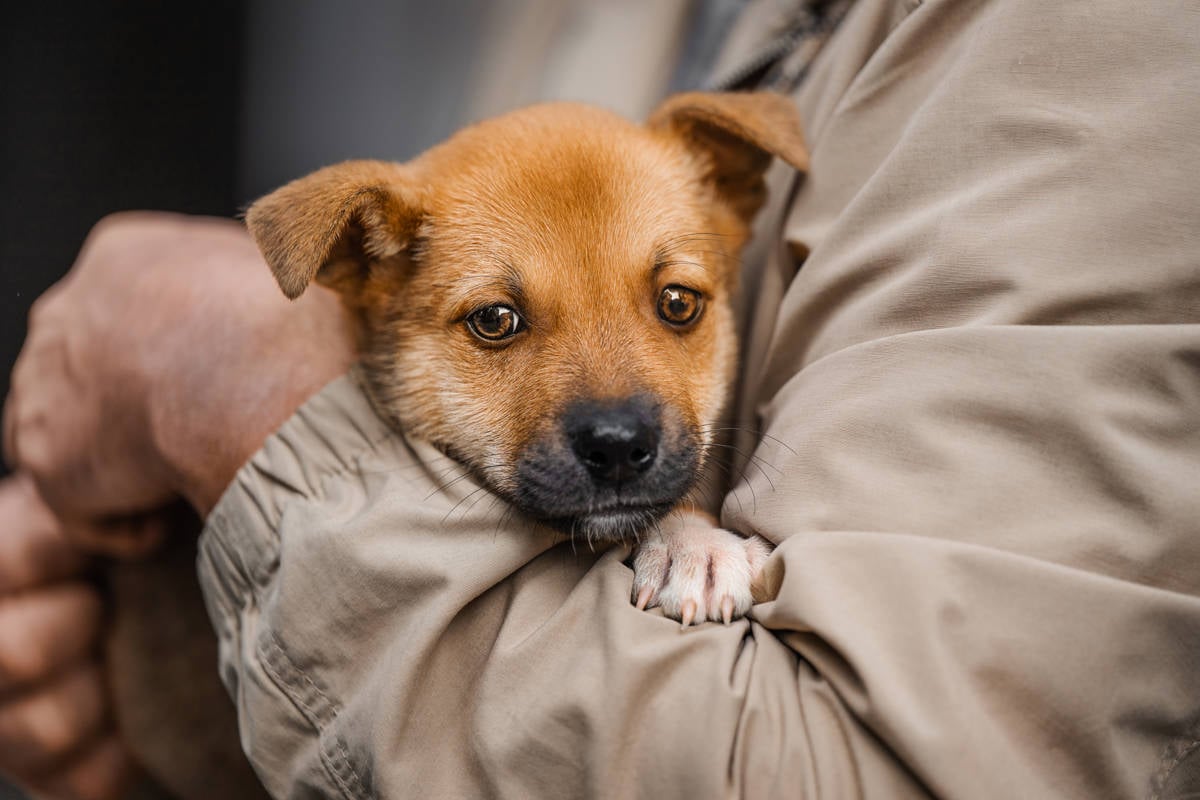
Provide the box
[3,212,356,533]
[0,474,138,799]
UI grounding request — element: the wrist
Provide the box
[151,284,357,516]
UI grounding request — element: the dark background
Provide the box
[2,9,241,795]
[0,3,243,452]
[0,1,494,482]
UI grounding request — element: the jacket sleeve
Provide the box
[197,0,1200,797]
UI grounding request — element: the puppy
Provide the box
[246,92,807,625]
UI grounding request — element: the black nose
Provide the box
[565,399,659,485]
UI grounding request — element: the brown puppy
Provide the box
[246,92,807,625]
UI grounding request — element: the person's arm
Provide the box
[1,212,355,799]
[4,211,357,526]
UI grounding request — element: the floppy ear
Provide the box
[245,160,423,300]
[647,91,808,221]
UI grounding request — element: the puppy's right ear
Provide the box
[245,160,423,300]
[648,92,808,224]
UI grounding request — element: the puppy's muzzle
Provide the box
[513,394,699,542]
[566,399,659,486]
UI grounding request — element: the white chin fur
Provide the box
[573,509,664,544]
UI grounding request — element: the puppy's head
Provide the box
[247,92,806,542]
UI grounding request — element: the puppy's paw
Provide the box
[631,511,771,627]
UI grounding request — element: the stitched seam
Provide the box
[1150,730,1200,800]
[259,636,371,799]
[258,632,372,800]
[267,635,341,721]
[260,635,338,723]
[322,736,371,800]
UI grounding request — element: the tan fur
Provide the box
[247,92,806,514]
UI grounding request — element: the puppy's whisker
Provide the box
[460,483,501,519]
[703,443,784,479]
[485,496,504,542]
[699,425,798,456]
[695,448,736,471]
[693,451,732,484]
[427,462,471,486]
[441,483,495,525]
[747,455,783,482]
[704,447,777,500]
[491,501,518,542]
[688,454,739,516]
[425,470,477,500]
[731,488,746,516]
[425,461,509,500]
[697,450,749,516]
[430,460,507,504]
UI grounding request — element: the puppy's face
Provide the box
[248,93,807,541]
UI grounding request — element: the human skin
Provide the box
[4,211,357,521]
[0,473,136,800]
[2,212,356,796]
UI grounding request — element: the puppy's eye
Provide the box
[657,286,703,327]
[467,304,522,341]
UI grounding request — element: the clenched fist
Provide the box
[0,474,136,799]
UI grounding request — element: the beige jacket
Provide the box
[199,0,1200,796]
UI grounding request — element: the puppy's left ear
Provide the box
[648,91,808,222]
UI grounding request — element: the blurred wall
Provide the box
[0,2,244,473]
[237,0,493,202]
[237,0,689,202]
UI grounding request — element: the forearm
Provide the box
[148,267,356,516]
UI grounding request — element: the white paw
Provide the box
[631,512,771,627]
